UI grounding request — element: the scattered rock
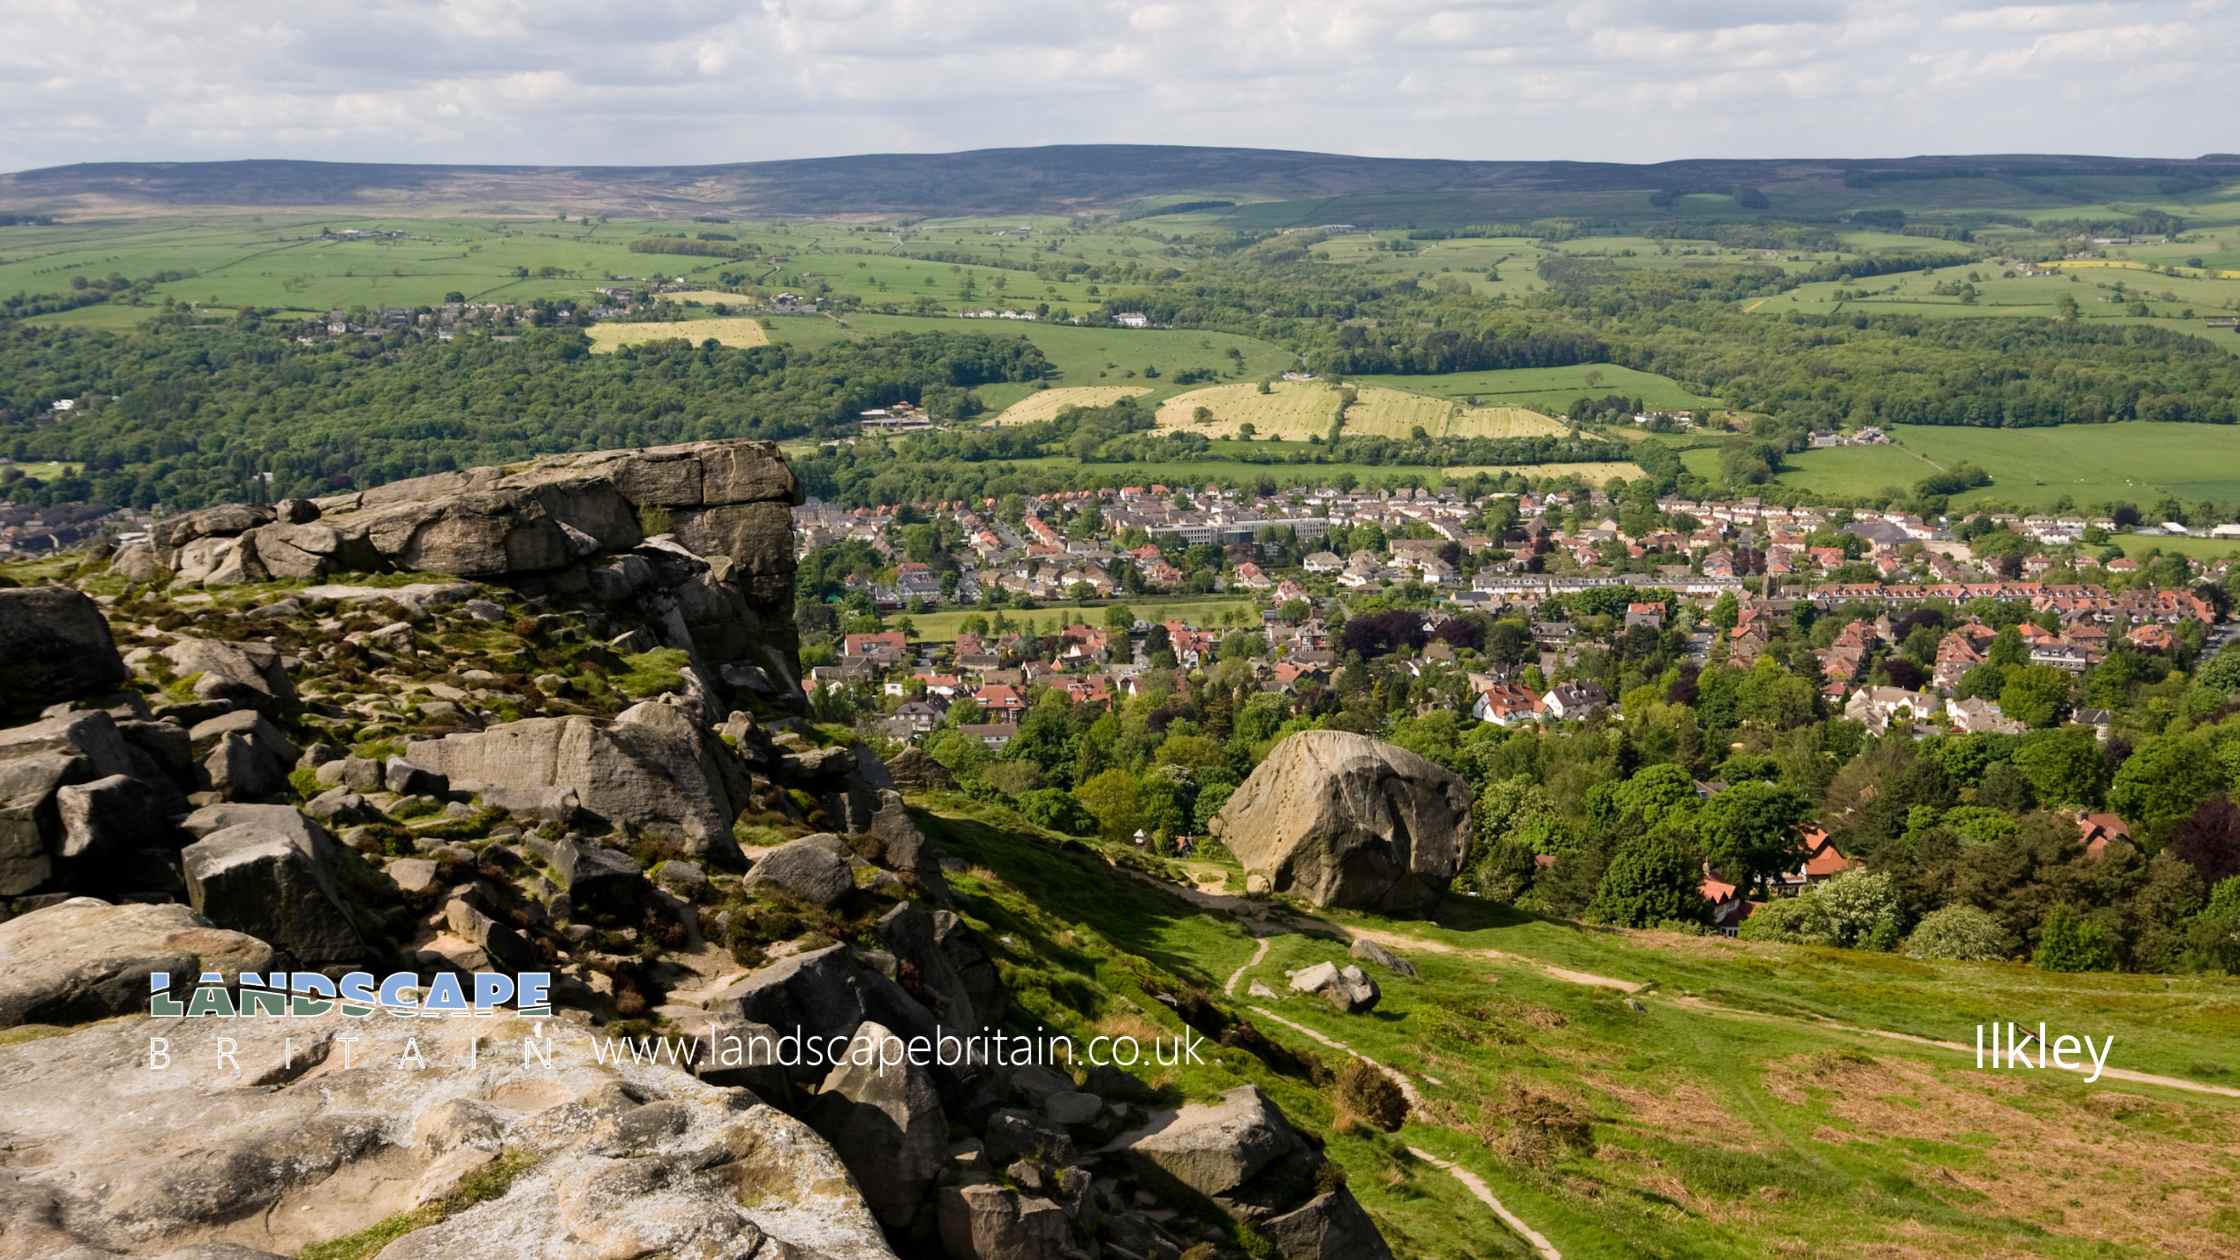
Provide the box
[1286,962,1381,1014]
[405,706,739,855]
[54,773,171,861]
[549,838,646,916]
[1262,1187,1396,1260]
[160,638,297,714]
[937,1183,1071,1260]
[1349,937,1419,978]
[883,745,957,792]
[202,730,292,801]
[713,944,939,1083]
[384,856,440,897]
[383,756,448,798]
[1122,1085,1314,1218]
[180,810,378,966]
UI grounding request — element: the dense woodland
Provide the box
[0,324,1050,507]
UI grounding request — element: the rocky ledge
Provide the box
[0,441,1399,1260]
[110,438,804,703]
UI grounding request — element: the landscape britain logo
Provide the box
[149,969,553,1019]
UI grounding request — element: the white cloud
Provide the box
[0,0,2228,171]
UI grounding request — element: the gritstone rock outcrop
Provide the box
[116,439,805,704]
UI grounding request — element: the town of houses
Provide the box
[795,480,2232,745]
[793,479,2234,932]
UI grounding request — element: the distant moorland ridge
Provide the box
[7,146,2240,221]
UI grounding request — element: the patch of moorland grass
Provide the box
[297,1149,540,1260]
[351,737,406,762]
[288,765,325,800]
[410,806,508,841]
[386,796,442,821]
[2212,1204,2240,1238]
[0,1024,72,1048]
[609,647,691,700]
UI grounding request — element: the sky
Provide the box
[2,0,2233,172]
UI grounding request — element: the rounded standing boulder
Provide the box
[1210,729,1471,914]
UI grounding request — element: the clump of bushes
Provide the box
[1335,1059,1409,1133]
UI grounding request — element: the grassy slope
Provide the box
[917,799,2240,1260]
[1770,423,2240,509]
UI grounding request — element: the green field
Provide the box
[2111,532,2240,560]
[0,460,80,481]
[898,596,1257,642]
[1760,258,2240,338]
[1354,363,1722,414]
[1765,423,2240,509]
[922,800,2240,1260]
[5,215,693,320]
[761,312,1296,411]
[2,212,1193,332]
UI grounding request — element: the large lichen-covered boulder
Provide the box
[0,1006,897,1259]
[809,1020,950,1229]
[179,804,380,967]
[0,586,127,720]
[1121,1085,1316,1219]
[0,710,144,896]
[0,897,273,1028]
[1210,730,1471,913]
[404,700,740,855]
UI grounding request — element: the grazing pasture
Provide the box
[1762,258,2240,334]
[1445,460,1648,481]
[662,290,753,305]
[0,461,79,481]
[901,596,1257,642]
[584,317,769,351]
[1733,422,2240,509]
